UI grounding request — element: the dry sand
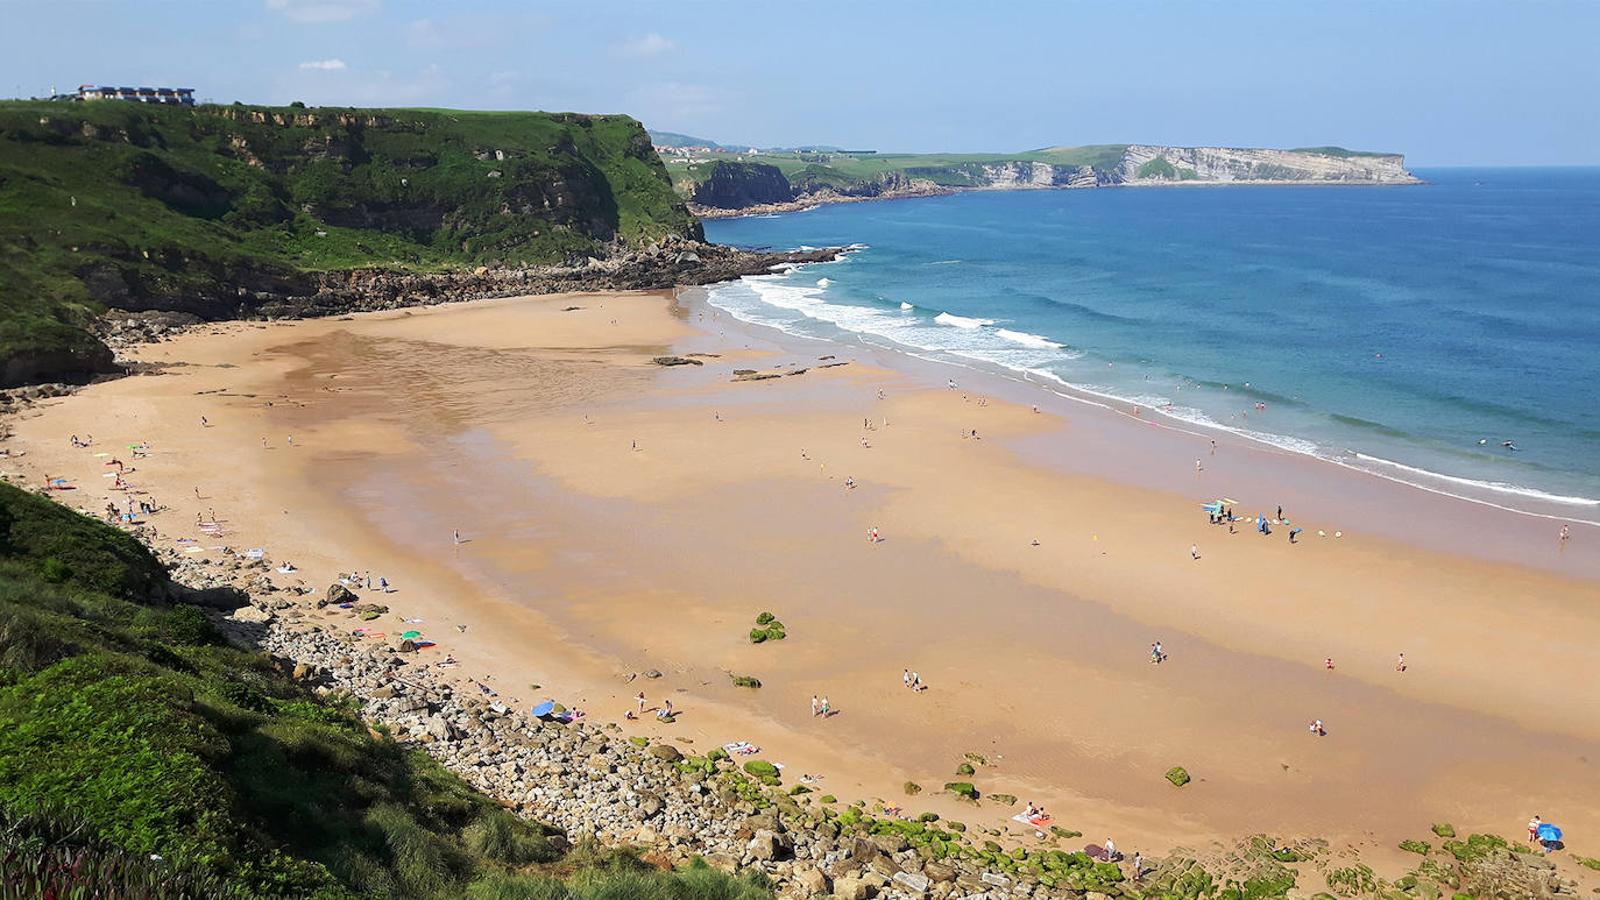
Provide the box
[7,290,1599,880]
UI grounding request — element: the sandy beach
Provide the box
[6,288,1598,884]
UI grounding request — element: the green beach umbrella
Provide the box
[401,630,422,640]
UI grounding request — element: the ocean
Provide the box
[702,168,1600,521]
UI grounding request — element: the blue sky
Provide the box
[6,0,1597,165]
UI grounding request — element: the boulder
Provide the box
[324,583,357,607]
[648,743,683,763]
[832,875,871,900]
[793,866,830,896]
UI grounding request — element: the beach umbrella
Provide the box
[1537,823,1563,842]
[400,630,422,640]
[530,700,556,718]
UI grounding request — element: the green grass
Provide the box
[1290,146,1397,158]
[0,100,700,384]
[0,481,770,898]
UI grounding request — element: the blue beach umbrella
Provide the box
[530,700,555,718]
[1537,823,1562,842]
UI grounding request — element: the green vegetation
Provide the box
[1166,766,1192,787]
[0,100,700,384]
[1138,156,1178,179]
[729,674,762,689]
[986,793,1017,807]
[1430,822,1456,838]
[943,782,978,800]
[955,762,975,776]
[746,612,786,643]
[903,781,922,796]
[1399,839,1431,855]
[0,481,769,898]
[1440,832,1512,862]
[741,760,780,786]
[1290,146,1395,158]
[1576,855,1600,871]
[1325,863,1379,895]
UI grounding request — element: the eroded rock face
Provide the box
[1118,145,1420,184]
[692,161,795,209]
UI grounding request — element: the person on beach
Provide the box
[1103,838,1118,861]
[1210,439,1216,455]
[911,672,923,692]
[453,529,462,545]
[1560,524,1571,544]
[1309,719,1325,736]
[1289,527,1303,543]
[656,699,673,720]
[820,696,830,717]
[1131,851,1145,880]
[811,695,819,717]
[1396,652,1406,672]
[903,669,912,689]
[868,527,879,543]
[1190,544,1200,560]
[637,692,647,714]
[1529,815,1542,844]
[1195,459,1203,474]
[1151,641,1165,664]
[1325,657,1335,671]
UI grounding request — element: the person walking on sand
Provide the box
[637,691,647,714]
[1325,657,1335,671]
[1560,524,1571,545]
[903,668,912,689]
[868,527,880,544]
[1103,838,1118,861]
[1190,544,1200,560]
[1395,652,1406,672]
[820,696,830,717]
[811,695,819,717]
[1529,815,1542,845]
[453,529,461,545]
[1195,459,1203,474]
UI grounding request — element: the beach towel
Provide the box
[1011,813,1053,827]
[722,741,760,756]
[244,548,265,560]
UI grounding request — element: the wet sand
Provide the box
[6,290,1598,880]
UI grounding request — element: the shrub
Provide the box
[903,781,922,796]
[463,811,558,865]
[1165,766,1191,787]
[1399,839,1430,855]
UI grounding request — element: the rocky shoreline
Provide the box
[91,238,843,353]
[72,525,1562,900]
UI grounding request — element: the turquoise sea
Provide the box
[703,169,1600,520]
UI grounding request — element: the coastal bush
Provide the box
[1166,766,1192,787]
[1398,839,1430,855]
[1431,822,1456,838]
[956,762,975,776]
[903,781,922,795]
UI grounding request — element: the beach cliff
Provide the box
[681,145,1420,218]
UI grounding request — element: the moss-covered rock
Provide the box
[943,782,977,800]
[1399,839,1430,855]
[1165,766,1192,787]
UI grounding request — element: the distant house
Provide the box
[76,84,195,105]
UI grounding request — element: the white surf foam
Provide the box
[899,301,915,311]
[934,312,995,329]
[995,328,1064,350]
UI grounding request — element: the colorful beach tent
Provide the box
[530,700,556,718]
[1537,823,1563,842]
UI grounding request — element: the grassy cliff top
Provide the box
[0,100,700,383]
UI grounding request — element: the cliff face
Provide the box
[1118,145,1419,184]
[0,101,705,385]
[692,161,794,208]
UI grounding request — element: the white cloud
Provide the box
[266,0,380,25]
[614,33,675,57]
[298,58,348,71]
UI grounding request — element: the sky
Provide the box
[5,0,1597,166]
